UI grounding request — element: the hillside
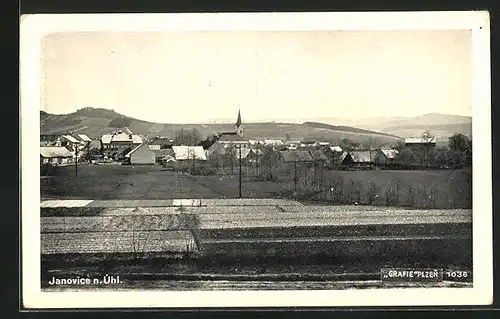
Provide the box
[40,108,403,147]
[378,113,472,140]
[302,122,400,139]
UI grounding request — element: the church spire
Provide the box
[235,109,244,138]
[235,109,242,127]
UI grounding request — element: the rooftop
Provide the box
[77,134,92,142]
[404,136,437,144]
[217,134,249,142]
[308,150,329,161]
[40,147,74,158]
[330,146,343,152]
[149,138,173,146]
[102,132,143,144]
[380,149,399,159]
[279,150,315,162]
[152,149,175,157]
[124,144,145,158]
[348,151,374,163]
[62,135,79,143]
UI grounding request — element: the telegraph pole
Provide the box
[256,143,259,177]
[314,159,317,186]
[230,145,234,175]
[294,160,297,192]
[238,146,242,198]
[192,151,195,175]
[75,143,79,178]
[269,149,272,180]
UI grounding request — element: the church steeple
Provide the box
[235,109,243,137]
[235,109,242,128]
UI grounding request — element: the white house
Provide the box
[172,146,207,161]
[40,147,74,165]
[125,143,156,165]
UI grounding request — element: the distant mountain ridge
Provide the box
[39,107,404,147]
[310,112,472,139]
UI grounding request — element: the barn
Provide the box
[124,143,156,165]
[342,151,375,168]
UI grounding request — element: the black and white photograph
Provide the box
[21,12,492,308]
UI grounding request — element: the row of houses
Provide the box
[339,149,399,168]
[40,133,94,165]
[276,148,399,167]
[124,144,207,165]
[40,110,437,167]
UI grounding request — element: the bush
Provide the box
[327,176,345,203]
[344,179,356,203]
[385,178,400,206]
[407,184,415,207]
[354,180,363,204]
[196,166,217,176]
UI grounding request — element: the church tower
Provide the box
[235,109,243,137]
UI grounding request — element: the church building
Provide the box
[207,109,249,157]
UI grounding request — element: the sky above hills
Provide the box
[40,30,472,124]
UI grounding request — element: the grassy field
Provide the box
[41,164,471,209]
[305,169,472,209]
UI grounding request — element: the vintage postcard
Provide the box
[20,11,492,308]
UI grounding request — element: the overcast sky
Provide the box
[40,30,472,123]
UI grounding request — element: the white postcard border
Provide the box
[20,11,492,308]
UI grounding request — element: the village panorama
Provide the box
[39,107,473,291]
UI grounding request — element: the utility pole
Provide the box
[192,150,195,175]
[238,146,242,198]
[294,160,298,192]
[320,162,323,188]
[75,143,79,178]
[230,145,234,175]
[313,159,317,186]
[255,143,259,178]
[269,149,272,180]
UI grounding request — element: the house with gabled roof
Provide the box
[101,130,143,158]
[404,135,437,148]
[230,147,263,161]
[77,134,92,143]
[308,149,329,162]
[172,146,207,161]
[342,150,375,168]
[40,147,74,165]
[278,150,315,163]
[152,149,175,164]
[62,134,79,144]
[374,149,399,166]
[124,143,155,165]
